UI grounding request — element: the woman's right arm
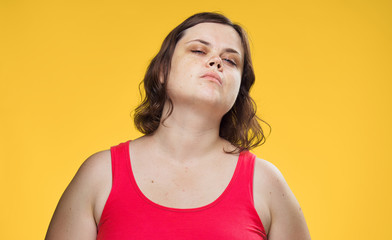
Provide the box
[45,150,111,240]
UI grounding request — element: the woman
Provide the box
[46,12,311,239]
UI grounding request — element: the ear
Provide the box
[159,67,165,84]
[159,74,164,84]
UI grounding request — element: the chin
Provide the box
[195,95,232,115]
[170,86,233,113]
[194,88,223,103]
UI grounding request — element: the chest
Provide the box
[131,152,239,209]
[96,144,267,239]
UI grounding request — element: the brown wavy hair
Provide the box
[134,12,270,153]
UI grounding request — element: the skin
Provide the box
[45,23,311,239]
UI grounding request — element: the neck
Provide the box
[149,102,228,162]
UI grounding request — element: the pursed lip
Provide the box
[201,72,222,86]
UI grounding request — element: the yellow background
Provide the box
[1,0,391,239]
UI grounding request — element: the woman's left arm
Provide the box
[254,158,311,240]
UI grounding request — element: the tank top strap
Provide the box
[98,141,132,231]
[109,140,132,195]
[227,150,257,207]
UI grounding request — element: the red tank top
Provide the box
[97,141,267,239]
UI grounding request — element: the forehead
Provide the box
[179,22,243,54]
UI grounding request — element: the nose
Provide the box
[207,56,222,70]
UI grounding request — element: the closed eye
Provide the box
[223,58,237,66]
[191,50,205,54]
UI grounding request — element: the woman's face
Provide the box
[165,22,244,117]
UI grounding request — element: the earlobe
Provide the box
[159,68,165,84]
[159,74,164,84]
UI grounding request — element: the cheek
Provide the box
[230,74,242,95]
[226,75,242,107]
[170,57,196,79]
[166,59,197,95]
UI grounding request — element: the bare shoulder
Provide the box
[45,149,112,240]
[77,150,112,185]
[253,158,290,197]
[69,150,112,202]
[253,158,311,240]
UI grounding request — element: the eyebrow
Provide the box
[185,39,241,56]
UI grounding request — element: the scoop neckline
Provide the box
[124,140,244,212]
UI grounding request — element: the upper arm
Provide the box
[254,158,311,240]
[45,150,111,240]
